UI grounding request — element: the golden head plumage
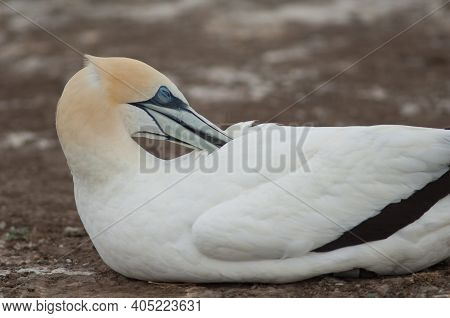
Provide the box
[56,56,231,181]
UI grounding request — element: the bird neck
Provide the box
[56,70,146,185]
[59,125,143,186]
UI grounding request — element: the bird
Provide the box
[56,56,450,283]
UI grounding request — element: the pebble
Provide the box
[375,284,390,296]
[0,221,6,230]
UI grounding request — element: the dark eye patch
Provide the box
[154,86,172,105]
[131,86,188,110]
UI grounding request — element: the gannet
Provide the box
[56,56,450,283]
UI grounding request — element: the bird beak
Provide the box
[130,101,232,153]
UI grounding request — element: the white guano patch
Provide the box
[0,270,11,277]
[400,103,421,117]
[187,66,273,102]
[2,0,210,29]
[234,0,441,26]
[0,131,56,150]
[16,267,94,276]
[206,0,443,39]
[262,37,347,64]
[358,86,388,101]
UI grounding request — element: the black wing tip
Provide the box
[313,169,450,253]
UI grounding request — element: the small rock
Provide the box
[0,221,6,230]
[13,243,22,250]
[322,276,346,284]
[65,259,72,264]
[63,226,85,237]
[376,284,390,296]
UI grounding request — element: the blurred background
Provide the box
[0,0,449,297]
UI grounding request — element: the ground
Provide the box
[0,0,449,297]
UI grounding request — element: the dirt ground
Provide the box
[0,0,449,297]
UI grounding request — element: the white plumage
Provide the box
[56,56,450,282]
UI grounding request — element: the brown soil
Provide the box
[0,0,449,297]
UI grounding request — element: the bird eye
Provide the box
[156,86,172,104]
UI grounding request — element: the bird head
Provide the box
[57,56,231,157]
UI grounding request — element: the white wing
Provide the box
[192,125,450,261]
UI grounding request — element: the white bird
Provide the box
[56,56,450,283]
